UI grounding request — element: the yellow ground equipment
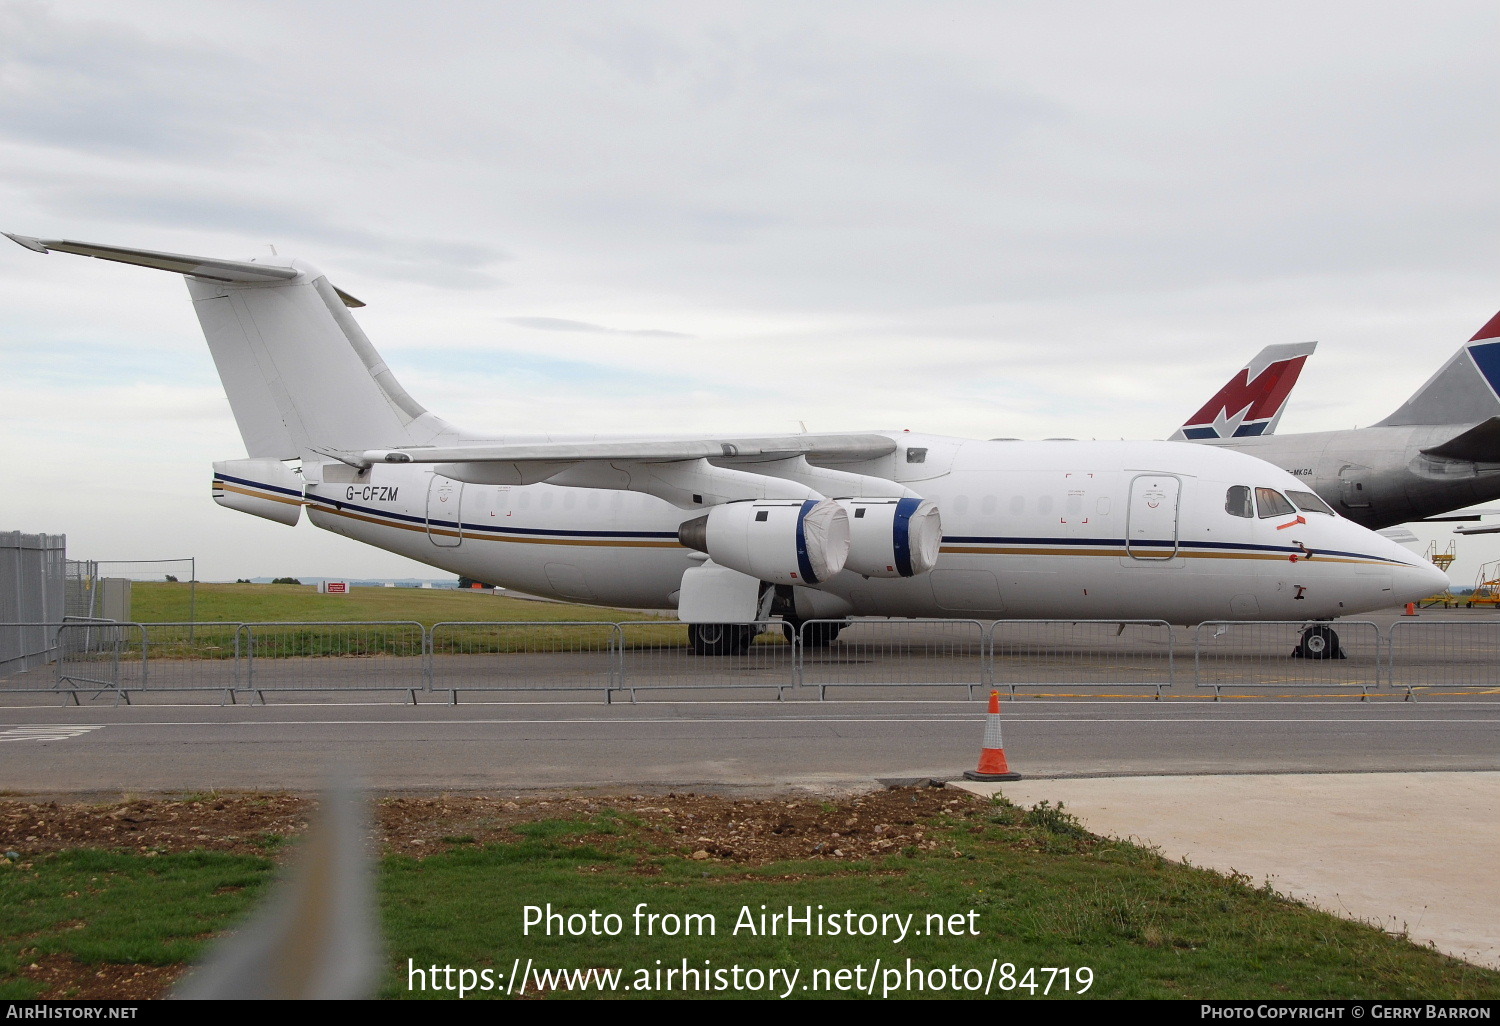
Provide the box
[1421,542,1459,608]
[1467,557,1500,608]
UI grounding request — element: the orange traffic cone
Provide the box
[964,690,1022,782]
[1403,602,1417,616]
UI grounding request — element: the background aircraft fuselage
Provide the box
[1199,425,1500,532]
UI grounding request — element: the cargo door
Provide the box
[426,475,464,547]
[1125,474,1180,560]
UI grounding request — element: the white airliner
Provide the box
[6,233,1446,654]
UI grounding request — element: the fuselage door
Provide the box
[426,474,464,547]
[1125,474,1181,560]
[1338,464,1373,509]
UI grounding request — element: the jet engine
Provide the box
[678,499,850,585]
[839,497,943,578]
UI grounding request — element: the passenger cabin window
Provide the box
[1255,488,1296,518]
[1287,490,1335,516]
[1225,485,1253,518]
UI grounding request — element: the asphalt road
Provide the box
[1,694,1496,792]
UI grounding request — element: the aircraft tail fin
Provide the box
[1170,341,1315,441]
[6,233,455,459]
[1373,311,1500,428]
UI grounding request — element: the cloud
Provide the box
[0,4,264,160]
[503,316,692,338]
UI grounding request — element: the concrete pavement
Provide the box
[951,771,1500,971]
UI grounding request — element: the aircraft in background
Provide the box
[1175,315,1500,534]
[1171,341,1317,442]
[6,232,1445,655]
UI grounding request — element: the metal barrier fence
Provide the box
[1192,621,1383,697]
[799,619,986,699]
[3,617,1500,703]
[55,620,245,703]
[238,622,427,702]
[430,621,619,700]
[1386,619,1500,698]
[56,620,141,699]
[990,620,1177,696]
[617,621,794,701]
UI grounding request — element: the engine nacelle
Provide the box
[678,499,850,585]
[839,497,943,578]
[212,458,304,526]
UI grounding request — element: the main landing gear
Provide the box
[1292,624,1345,660]
[686,619,851,655]
[781,619,848,648]
[687,623,757,656]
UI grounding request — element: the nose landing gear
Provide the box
[1292,624,1345,660]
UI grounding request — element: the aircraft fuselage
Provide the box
[262,433,1445,623]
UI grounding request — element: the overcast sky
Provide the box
[5,1,1500,582]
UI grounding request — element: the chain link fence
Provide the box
[3,616,1498,704]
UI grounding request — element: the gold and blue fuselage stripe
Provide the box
[217,476,1414,568]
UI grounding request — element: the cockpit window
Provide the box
[1225,485,1253,518]
[1287,490,1336,516]
[1255,488,1297,518]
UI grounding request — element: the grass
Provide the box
[378,802,1499,1000]
[0,850,276,999]
[129,581,651,629]
[3,800,1497,1000]
[111,582,695,657]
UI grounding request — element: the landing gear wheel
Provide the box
[688,623,756,656]
[1292,624,1345,660]
[781,619,848,648]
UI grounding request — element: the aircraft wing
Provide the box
[322,433,912,508]
[350,433,898,467]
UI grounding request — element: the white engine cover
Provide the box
[840,498,943,577]
[679,499,850,585]
[212,458,304,527]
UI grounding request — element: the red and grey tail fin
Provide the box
[1374,310,1500,428]
[1170,341,1316,441]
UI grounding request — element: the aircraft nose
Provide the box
[1392,558,1450,605]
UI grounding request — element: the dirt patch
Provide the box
[15,953,182,1000]
[0,786,985,864]
[378,787,983,862]
[0,795,309,859]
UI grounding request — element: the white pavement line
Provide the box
[0,725,105,742]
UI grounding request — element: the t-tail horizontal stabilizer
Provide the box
[6,230,445,459]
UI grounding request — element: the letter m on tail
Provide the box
[1172,341,1316,440]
